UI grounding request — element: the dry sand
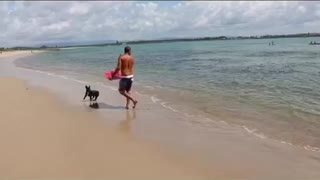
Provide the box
[0,50,43,59]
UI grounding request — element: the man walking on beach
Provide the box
[112,46,138,109]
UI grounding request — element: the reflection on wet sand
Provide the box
[119,110,136,134]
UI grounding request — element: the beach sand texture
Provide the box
[0,76,215,179]
[0,52,211,178]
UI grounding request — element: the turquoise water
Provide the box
[15,37,320,149]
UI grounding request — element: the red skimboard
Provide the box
[105,70,122,80]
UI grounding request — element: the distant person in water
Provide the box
[112,46,138,109]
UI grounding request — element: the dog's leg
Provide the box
[89,97,93,105]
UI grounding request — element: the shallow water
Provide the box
[15,37,320,150]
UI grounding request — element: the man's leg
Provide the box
[119,78,137,108]
[125,91,138,109]
[119,90,136,104]
[125,91,131,109]
[126,79,137,108]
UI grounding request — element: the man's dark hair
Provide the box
[124,46,131,53]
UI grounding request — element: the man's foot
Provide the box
[125,106,129,110]
[133,100,138,109]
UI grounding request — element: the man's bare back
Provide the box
[118,54,135,76]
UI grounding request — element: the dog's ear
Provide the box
[85,85,87,88]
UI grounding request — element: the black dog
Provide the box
[83,85,99,102]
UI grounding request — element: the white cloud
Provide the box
[0,1,320,47]
[43,21,70,31]
[68,2,90,15]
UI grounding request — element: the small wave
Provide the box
[74,79,89,84]
[242,125,320,153]
[253,133,267,139]
[242,126,267,139]
[242,126,257,133]
[151,96,161,103]
[160,102,179,113]
[280,141,293,146]
[18,67,90,85]
[34,69,43,73]
[144,85,155,90]
[219,120,228,125]
[304,145,320,152]
[134,91,149,97]
[135,91,142,95]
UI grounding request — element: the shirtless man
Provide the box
[112,46,138,109]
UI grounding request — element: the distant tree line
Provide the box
[125,33,320,45]
[1,32,319,49]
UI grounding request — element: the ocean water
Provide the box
[15,37,320,150]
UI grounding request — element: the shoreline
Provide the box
[1,51,320,179]
[14,48,320,153]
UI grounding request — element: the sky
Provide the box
[1,1,320,47]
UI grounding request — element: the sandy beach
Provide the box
[0,50,45,60]
[0,51,214,179]
[0,79,207,179]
